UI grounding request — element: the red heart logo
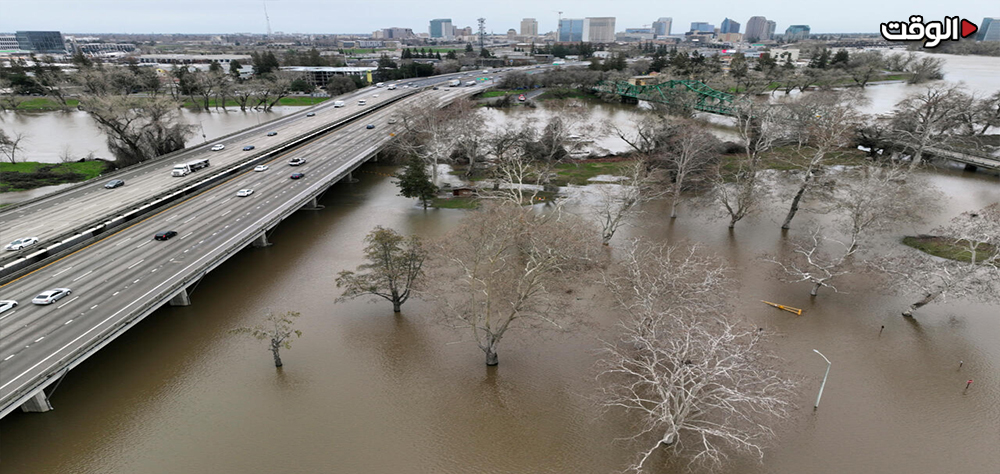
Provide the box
[960,19,978,38]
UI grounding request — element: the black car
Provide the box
[432,86,439,90]
[366,124,375,129]
[243,145,255,151]
[290,173,304,180]
[104,179,125,189]
[267,131,278,136]
[154,231,178,241]
[306,112,316,117]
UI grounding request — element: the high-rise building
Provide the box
[784,25,811,41]
[979,18,1000,42]
[766,20,777,40]
[690,22,715,33]
[745,16,769,41]
[583,17,616,43]
[429,19,453,40]
[720,18,741,34]
[558,18,584,42]
[381,27,414,39]
[12,31,65,53]
[652,17,672,37]
[520,18,539,36]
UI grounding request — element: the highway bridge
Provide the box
[883,139,1000,172]
[0,67,550,418]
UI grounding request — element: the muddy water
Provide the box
[0,159,997,473]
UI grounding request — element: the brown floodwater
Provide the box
[0,159,997,474]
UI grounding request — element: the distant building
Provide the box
[583,17,616,43]
[429,19,453,40]
[454,26,472,37]
[280,66,378,87]
[690,22,715,33]
[652,17,672,37]
[745,16,769,41]
[785,25,811,41]
[720,18,741,34]
[380,27,414,39]
[138,54,251,65]
[718,33,743,43]
[0,31,66,53]
[625,28,653,34]
[558,19,584,42]
[766,21,777,40]
[979,18,1000,42]
[520,18,538,36]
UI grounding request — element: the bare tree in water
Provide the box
[592,158,663,245]
[230,311,303,367]
[599,240,799,473]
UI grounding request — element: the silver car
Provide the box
[5,237,39,251]
[0,300,17,314]
[32,288,72,305]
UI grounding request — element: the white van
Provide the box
[387,84,397,90]
[358,99,367,106]
[375,82,385,88]
[333,100,345,107]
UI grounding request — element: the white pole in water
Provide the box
[813,349,831,410]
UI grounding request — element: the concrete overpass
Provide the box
[0,69,528,418]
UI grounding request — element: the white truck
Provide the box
[171,158,210,177]
[333,100,345,107]
[449,79,461,87]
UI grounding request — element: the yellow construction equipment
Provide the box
[761,300,802,315]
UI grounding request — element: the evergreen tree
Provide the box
[465,42,474,53]
[831,49,850,68]
[229,59,244,78]
[395,157,438,209]
[446,50,458,60]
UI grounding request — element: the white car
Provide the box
[253,165,269,172]
[211,144,225,151]
[289,157,306,166]
[373,94,379,98]
[32,288,71,305]
[5,237,39,251]
[0,300,17,314]
[237,189,254,197]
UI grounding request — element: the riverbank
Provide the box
[0,161,109,192]
[3,96,324,112]
[903,235,997,263]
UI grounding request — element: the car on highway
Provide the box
[366,124,375,129]
[0,300,17,314]
[373,94,379,98]
[289,157,306,166]
[154,230,178,241]
[290,173,304,180]
[388,117,398,124]
[306,112,316,117]
[407,82,414,87]
[432,86,439,90]
[253,165,269,172]
[5,237,39,251]
[237,189,254,197]
[32,288,72,305]
[243,145,255,151]
[104,179,125,189]
[211,144,225,151]
[387,84,396,90]
[267,131,278,136]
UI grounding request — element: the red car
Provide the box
[290,173,304,179]
[518,94,526,102]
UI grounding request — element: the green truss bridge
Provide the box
[593,80,737,116]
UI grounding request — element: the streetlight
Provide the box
[813,349,831,410]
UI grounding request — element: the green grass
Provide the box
[551,161,633,186]
[10,97,80,110]
[479,90,522,98]
[0,161,108,192]
[431,196,480,209]
[183,96,329,108]
[719,146,868,175]
[902,236,997,263]
[537,88,592,101]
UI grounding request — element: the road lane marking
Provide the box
[56,296,78,309]
[183,216,196,224]
[112,292,119,296]
[90,305,98,310]
[127,259,144,269]
[52,268,72,277]
[180,232,193,240]
[72,270,93,282]
[64,320,73,325]
[136,240,151,249]
[34,337,44,343]
[221,210,232,217]
[3,355,12,361]
[114,237,133,247]
[151,268,157,273]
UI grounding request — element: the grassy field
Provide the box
[431,196,480,209]
[183,96,329,108]
[902,236,997,263]
[0,161,109,192]
[479,90,523,98]
[551,161,633,186]
[537,88,592,101]
[8,97,80,111]
[719,146,869,174]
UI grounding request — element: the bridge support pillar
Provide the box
[252,232,272,247]
[300,197,325,211]
[964,163,978,172]
[169,288,192,306]
[344,172,359,183]
[20,390,53,413]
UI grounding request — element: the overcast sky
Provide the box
[0,0,996,35]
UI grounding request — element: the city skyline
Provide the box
[1,0,996,35]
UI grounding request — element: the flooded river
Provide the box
[1,53,998,473]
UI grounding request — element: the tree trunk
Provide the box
[728,216,738,229]
[903,289,942,317]
[485,335,499,366]
[810,281,822,296]
[781,175,810,229]
[392,291,401,313]
[271,341,283,367]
